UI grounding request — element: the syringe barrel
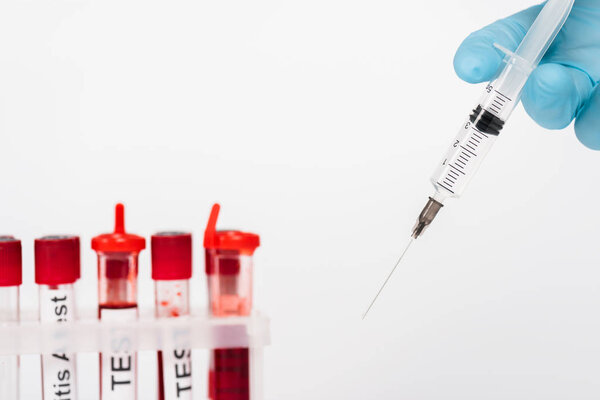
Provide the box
[430,62,520,200]
[430,44,543,200]
[431,111,499,200]
[430,47,531,200]
[429,0,573,201]
[479,49,532,122]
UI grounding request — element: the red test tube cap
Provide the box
[35,235,81,285]
[203,204,260,255]
[92,203,146,253]
[151,232,192,280]
[0,236,22,286]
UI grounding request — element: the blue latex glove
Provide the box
[454,0,600,149]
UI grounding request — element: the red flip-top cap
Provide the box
[35,235,81,285]
[203,204,260,255]
[92,204,146,253]
[151,232,192,280]
[0,236,22,287]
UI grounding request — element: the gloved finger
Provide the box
[521,63,594,130]
[574,85,600,150]
[454,4,542,84]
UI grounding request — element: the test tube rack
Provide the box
[0,309,270,399]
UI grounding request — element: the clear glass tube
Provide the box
[39,283,78,400]
[97,251,140,400]
[98,252,139,308]
[0,286,19,400]
[155,280,192,400]
[206,250,253,318]
[206,249,253,400]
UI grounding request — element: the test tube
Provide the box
[92,204,145,400]
[35,235,81,400]
[203,204,260,400]
[0,236,22,400]
[151,232,193,400]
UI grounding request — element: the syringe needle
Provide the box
[362,237,414,319]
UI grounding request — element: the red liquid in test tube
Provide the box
[151,232,193,400]
[0,237,22,400]
[35,235,81,400]
[203,204,260,400]
[92,204,145,400]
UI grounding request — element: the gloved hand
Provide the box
[453,0,600,149]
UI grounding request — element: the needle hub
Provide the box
[412,197,443,239]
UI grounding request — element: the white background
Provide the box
[1,0,599,399]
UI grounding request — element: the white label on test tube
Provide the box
[39,287,78,400]
[157,293,192,400]
[162,348,192,400]
[100,307,137,400]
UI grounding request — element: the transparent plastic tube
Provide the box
[206,251,253,318]
[155,280,192,400]
[203,204,260,400]
[0,235,21,399]
[39,283,78,400]
[207,250,254,400]
[0,286,19,400]
[93,204,146,400]
[34,235,80,400]
[151,231,194,400]
[97,251,140,400]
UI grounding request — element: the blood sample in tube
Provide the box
[203,204,260,400]
[152,232,193,400]
[0,236,22,400]
[35,235,81,400]
[92,204,145,400]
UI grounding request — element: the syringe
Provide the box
[363,0,574,319]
